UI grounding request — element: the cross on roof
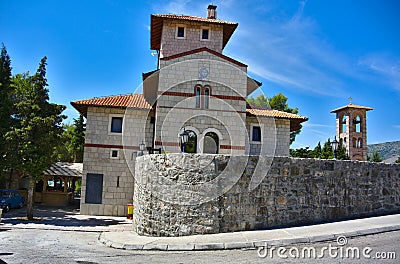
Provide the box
[349,96,353,105]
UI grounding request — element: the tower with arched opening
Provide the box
[331,100,372,161]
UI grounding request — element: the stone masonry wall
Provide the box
[133,154,400,236]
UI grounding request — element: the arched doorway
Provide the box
[203,132,219,154]
[181,130,197,153]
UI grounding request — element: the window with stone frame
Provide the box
[204,87,210,109]
[176,26,185,38]
[110,117,123,133]
[251,126,262,142]
[195,87,201,108]
[201,28,210,40]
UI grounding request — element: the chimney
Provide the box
[207,4,217,19]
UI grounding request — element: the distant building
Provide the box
[331,99,372,161]
[71,5,308,216]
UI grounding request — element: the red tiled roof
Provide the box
[330,104,373,113]
[71,94,152,116]
[152,14,237,25]
[246,108,307,120]
[151,14,238,50]
[161,47,247,67]
[246,106,308,132]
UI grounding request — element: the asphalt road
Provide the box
[0,229,399,264]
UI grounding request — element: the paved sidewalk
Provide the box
[99,214,400,251]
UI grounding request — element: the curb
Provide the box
[98,224,400,251]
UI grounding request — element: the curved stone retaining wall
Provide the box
[133,154,400,237]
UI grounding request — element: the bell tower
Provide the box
[330,98,372,161]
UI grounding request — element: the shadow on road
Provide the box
[1,202,128,228]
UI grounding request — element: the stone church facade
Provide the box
[72,5,307,216]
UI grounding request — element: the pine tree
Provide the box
[7,57,66,219]
[0,44,13,175]
[320,138,333,159]
[67,114,86,162]
[312,142,322,159]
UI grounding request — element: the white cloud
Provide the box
[225,1,364,96]
[358,53,400,91]
[303,123,335,128]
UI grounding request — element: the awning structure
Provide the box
[44,163,83,178]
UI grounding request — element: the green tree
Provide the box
[370,151,382,162]
[396,155,400,164]
[336,143,349,160]
[7,57,66,219]
[320,138,333,159]
[312,142,322,159]
[0,44,13,177]
[247,93,301,144]
[290,146,313,158]
[56,114,86,162]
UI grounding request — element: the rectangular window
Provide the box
[202,29,209,40]
[110,149,119,159]
[110,117,123,133]
[252,126,261,142]
[177,26,185,38]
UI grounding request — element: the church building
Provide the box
[71,5,308,216]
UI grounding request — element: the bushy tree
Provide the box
[396,155,400,164]
[291,138,349,160]
[290,146,313,158]
[247,93,301,144]
[370,151,382,162]
[7,57,66,219]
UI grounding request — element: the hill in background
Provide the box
[367,141,400,163]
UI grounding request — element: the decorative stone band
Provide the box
[156,105,247,114]
[154,141,180,147]
[157,91,246,101]
[154,141,245,150]
[220,145,245,150]
[84,143,140,150]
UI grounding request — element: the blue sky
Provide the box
[1,0,399,148]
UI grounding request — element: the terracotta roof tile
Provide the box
[246,107,308,120]
[152,14,237,25]
[71,94,152,116]
[246,107,308,132]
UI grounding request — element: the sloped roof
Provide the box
[161,47,247,67]
[330,104,373,113]
[71,94,152,117]
[151,14,238,50]
[44,163,82,178]
[246,106,308,132]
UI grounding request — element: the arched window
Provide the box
[203,132,219,154]
[181,130,197,153]
[195,87,201,108]
[341,116,346,133]
[204,87,210,109]
[355,116,361,132]
[357,138,363,148]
